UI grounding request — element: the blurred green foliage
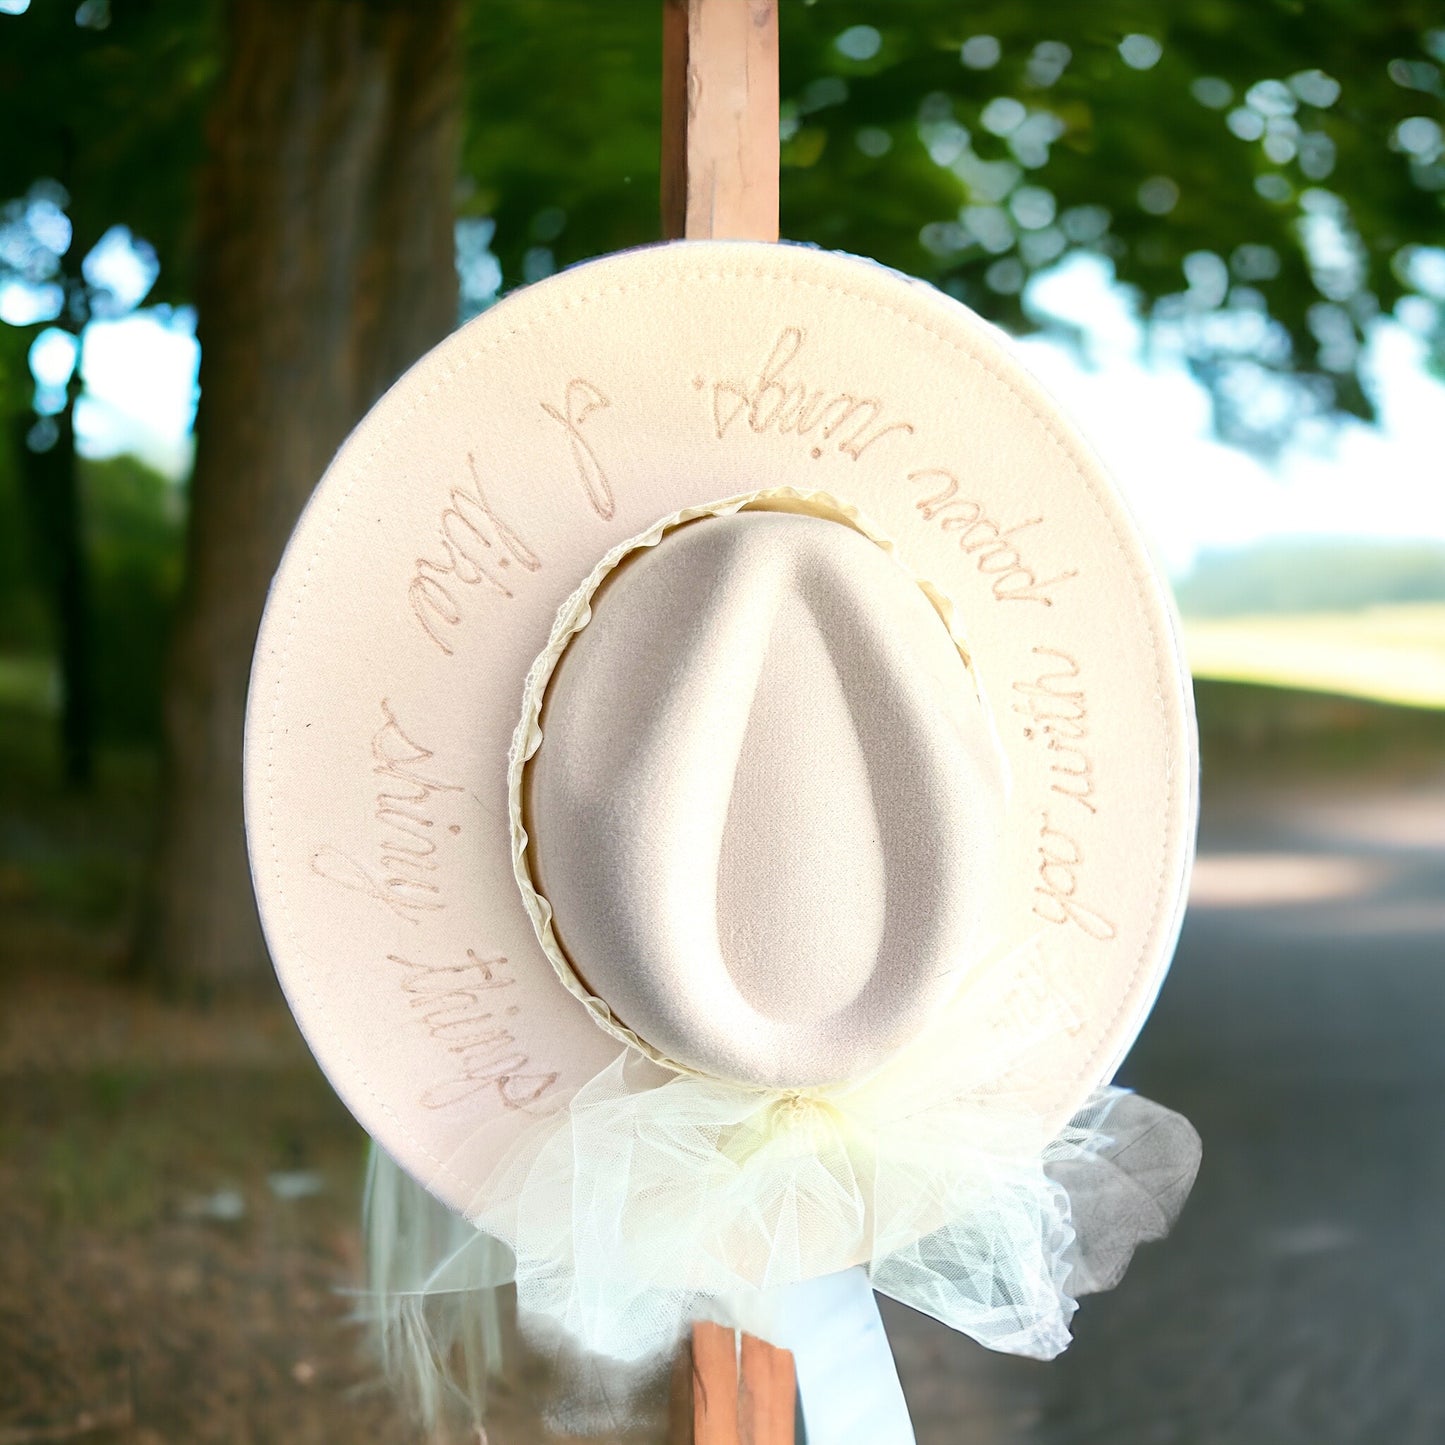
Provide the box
[0,451,182,742]
[1193,675,1445,766]
[83,454,185,741]
[0,329,48,654]
[464,0,1445,447]
[1177,538,1445,614]
[0,0,216,304]
[0,0,1442,760]
[5,0,1439,444]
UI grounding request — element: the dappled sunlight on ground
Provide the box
[1189,851,1390,908]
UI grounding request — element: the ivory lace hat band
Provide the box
[244,239,1197,1227]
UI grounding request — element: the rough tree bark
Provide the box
[140,0,462,990]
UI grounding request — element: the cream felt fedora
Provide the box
[244,239,1197,1250]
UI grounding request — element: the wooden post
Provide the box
[669,1321,796,1445]
[738,1331,797,1443]
[660,5,792,1440]
[691,1322,742,1443]
[661,0,780,241]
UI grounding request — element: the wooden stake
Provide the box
[690,1322,742,1444]
[660,6,792,1440]
[668,1322,796,1445]
[738,1332,797,1444]
[661,0,780,241]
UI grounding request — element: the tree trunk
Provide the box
[18,377,94,788]
[139,0,462,991]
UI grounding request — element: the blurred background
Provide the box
[1,1,1442,1441]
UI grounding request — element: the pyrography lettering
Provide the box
[541,379,616,521]
[1031,814,1117,941]
[408,452,541,656]
[1012,647,1096,816]
[310,700,462,923]
[913,469,1076,607]
[389,949,559,1111]
[707,327,915,463]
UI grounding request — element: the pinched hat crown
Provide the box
[524,508,1007,1087]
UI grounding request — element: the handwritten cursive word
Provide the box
[913,470,1077,607]
[408,452,541,656]
[1031,814,1117,941]
[310,700,462,923]
[541,379,615,521]
[1013,647,1096,817]
[389,949,558,1112]
[707,326,915,462]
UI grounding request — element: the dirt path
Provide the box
[885,762,1445,1444]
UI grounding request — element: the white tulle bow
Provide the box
[463,1051,1197,1365]
[361,966,1200,1435]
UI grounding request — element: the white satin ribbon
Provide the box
[719,1269,915,1445]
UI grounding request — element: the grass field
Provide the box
[1185,602,1445,712]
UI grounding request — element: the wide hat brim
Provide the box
[244,240,1197,1215]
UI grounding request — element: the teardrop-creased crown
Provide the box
[525,510,1008,1088]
